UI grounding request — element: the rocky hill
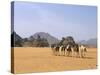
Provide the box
[32,32,60,45]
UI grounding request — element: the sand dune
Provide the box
[13,47,97,74]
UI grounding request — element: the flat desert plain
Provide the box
[13,47,97,74]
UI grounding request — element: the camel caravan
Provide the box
[51,36,87,58]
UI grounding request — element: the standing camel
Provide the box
[79,45,87,58]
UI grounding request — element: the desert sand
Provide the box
[13,47,97,74]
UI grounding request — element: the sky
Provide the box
[13,1,97,41]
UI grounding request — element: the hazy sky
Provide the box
[13,1,97,41]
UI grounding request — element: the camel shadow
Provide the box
[82,57,94,59]
[68,56,95,59]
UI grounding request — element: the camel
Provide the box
[65,44,72,56]
[59,45,66,56]
[71,44,87,58]
[51,43,87,58]
[79,45,87,58]
[51,44,60,56]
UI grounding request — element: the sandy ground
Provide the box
[13,47,97,74]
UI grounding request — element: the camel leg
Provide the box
[65,50,67,56]
[60,49,62,56]
[59,49,61,56]
[67,51,70,56]
[75,52,78,58]
[71,49,74,57]
[80,50,84,58]
[63,51,64,56]
[78,52,80,58]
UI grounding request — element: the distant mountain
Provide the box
[11,31,60,47]
[13,31,97,48]
[32,32,60,45]
[11,31,23,47]
[79,38,97,47]
[13,32,23,41]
